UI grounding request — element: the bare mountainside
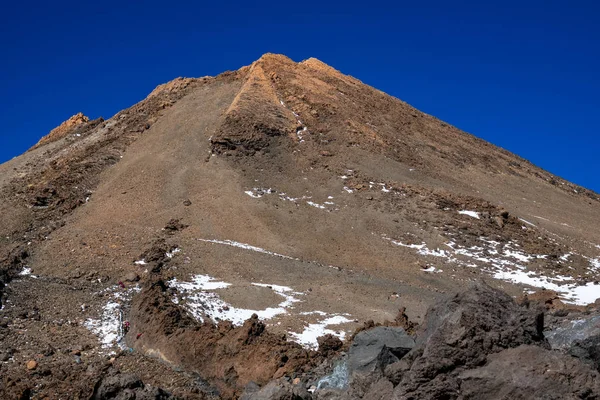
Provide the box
[1,53,600,399]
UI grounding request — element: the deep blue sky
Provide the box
[1,1,599,192]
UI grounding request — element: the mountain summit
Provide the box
[1,54,600,398]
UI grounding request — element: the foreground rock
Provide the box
[347,327,415,375]
[307,281,600,400]
[569,335,600,372]
[241,377,311,400]
[127,280,330,399]
[392,281,547,399]
[458,345,600,399]
[91,373,175,400]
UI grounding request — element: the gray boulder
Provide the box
[394,281,547,399]
[91,373,174,400]
[546,315,600,349]
[569,334,600,372]
[459,345,600,399]
[348,326,415,375]
[246,378,311,400]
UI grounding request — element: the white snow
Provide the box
[533,215,551,222]
[343,187,354,193]
[166,248,181,258]
[566,283,600,305]
[169,276,302,325]
[386,239,448,258]
[560,253,572,262]
[84,285,139,352]
[378,183,391,193]
[168,275,354,349]
[197,238,297,260]
[297,126,308,142]
[172,274,231,291]
[503,249,533,263]
[519,218,536,227]
[134,260,147,265]
[19,267,32,276]
[493,269,600,305]
[458,210,480,219]
[307,201,326,209]
[245,190,261,198]
[422,266,442,273]
[245,187,336,211]
[84,301,121,349]
[245,188,275,198]
[385,234,599,305]
[288,315,353,350]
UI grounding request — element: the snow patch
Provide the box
[458,210,480,219]
[245,188,275,198]
[307,201,326,209]
[168,274,353,349]
[166,248,181,258]
[519,218,536,227]
[168,275,301,325]
[197,238,297,260]
[385,235,599,305]
[84,286,139,352]
[289,315,353,350]
[19,267,36,278]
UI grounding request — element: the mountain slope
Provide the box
[1,53,599,398]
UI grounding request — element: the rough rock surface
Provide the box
[127,280,332,399]
[458,345,600,399]
[32,112,92,149]
[569,335,600,372]
[91,373,175,400]
[242,377,311,400]
[347,326,414,374]
[393,281,547,399]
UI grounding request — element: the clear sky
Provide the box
[1,1,598,192]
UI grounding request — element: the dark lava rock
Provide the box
[163,218,188,234]
[393,281,547,399]
[318,334,344,357]
[362,378,394,400]
[569,334,600,371]
[91,373,174,400]
[245,378,311,400]
[348,326,415,375]
[459,345,600,399]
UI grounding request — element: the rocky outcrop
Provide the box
[392,281,547,399]
[306,281,600,400]
[569,335,600,372]
[347,327,414,375]
[127,280,333,399]
[32,112,90,149]
[458,345,600,399]
[91,373,175,400]
[210,55,301,155]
